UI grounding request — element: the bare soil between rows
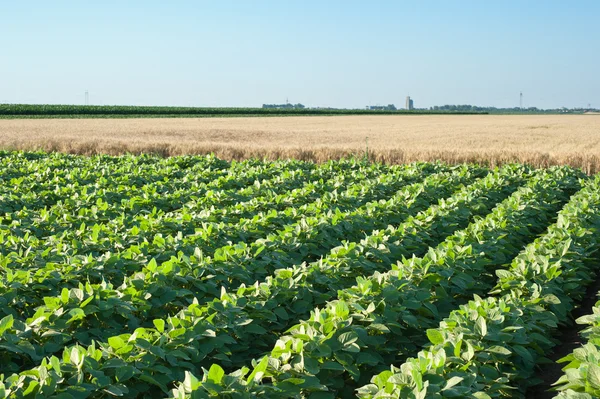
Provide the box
[527,268,600,398]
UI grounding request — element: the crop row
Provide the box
[4,153,408,236]
[551,296,600,397]
[2,152,595,399]
[166,166,584,398]
[1,156,411,257]
[2,156,325,239]
[0,164,547,397]
[0,164,511,397]
[0,155,403,263]
[0,153,232,214]
[0,166,473,369]
[56,160,429,264]
[0,163,438,325]
[354,174,600,398]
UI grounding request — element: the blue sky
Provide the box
[1,1,598,109]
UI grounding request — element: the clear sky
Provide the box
[1,1,598,109]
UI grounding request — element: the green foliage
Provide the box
[356,173,600,398]
[167,166,585,397]
[552,292,600,397]
[0,104,486,118]
[0,151,594,399]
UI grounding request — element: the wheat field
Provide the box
[2,114,600,172]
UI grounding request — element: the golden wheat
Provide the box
[1,115,600,173]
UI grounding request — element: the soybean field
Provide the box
[1,152,600,398]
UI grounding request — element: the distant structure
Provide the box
[405,96,414,110]
[520,92,523,109]
[85,90,89,106]
[367,104,397,111]
[262,103,305,109]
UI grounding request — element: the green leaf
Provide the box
[587,363,600,390]
[338,331,358,346]
[245,324,267,334]
[183,371,201,391]
[69,347,83,366]
[368,323,390,333]
[442,376,464,390]
[102,385,125,396]
[426,329,444,345]
[356,352,380,366]
[335,302,350,318]
[80,295,94,308]
[61,288,70,304]
[487,346,512,355]
[66,308,85,323]
[247,356,269,385]
[475,317,487,337]
[207,364,225,384]
[254,245,266,257]
[321,361,345,371]
[0,315,14,335]
[115,366,136,383]
[495,269,513,280]
[50,356,62,375]
[462,341,475,362]
[22,380,40,396]
[139,374,168,392]
[274,307,289,320]
[513,345,534,364]
[153,319,165,333]
[108,336,125,350]
[453,339,463,358]
[543,294,562,305]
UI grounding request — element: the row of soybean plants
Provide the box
[3,153,320,240]
[353,173,600,398]
[1,153,413,270]
[1,152,393,277]
[1,155,404,289]
[165,166,585,398]
[66,160,434,268]
[0,162,442,350]
[2,153,302,243]
[0,156,404,357]
[0,161,439,327]
[0,164,497,397]
[0,161,462,346]
[0,153,228,214]
[0,165,527,397]
[123,164,475,305]
[551,293,600,397]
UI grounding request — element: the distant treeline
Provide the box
[262,103,306,109]
[431,105,595,114]
[0,104,486,118]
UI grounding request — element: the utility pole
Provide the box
[520,92,523,110]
